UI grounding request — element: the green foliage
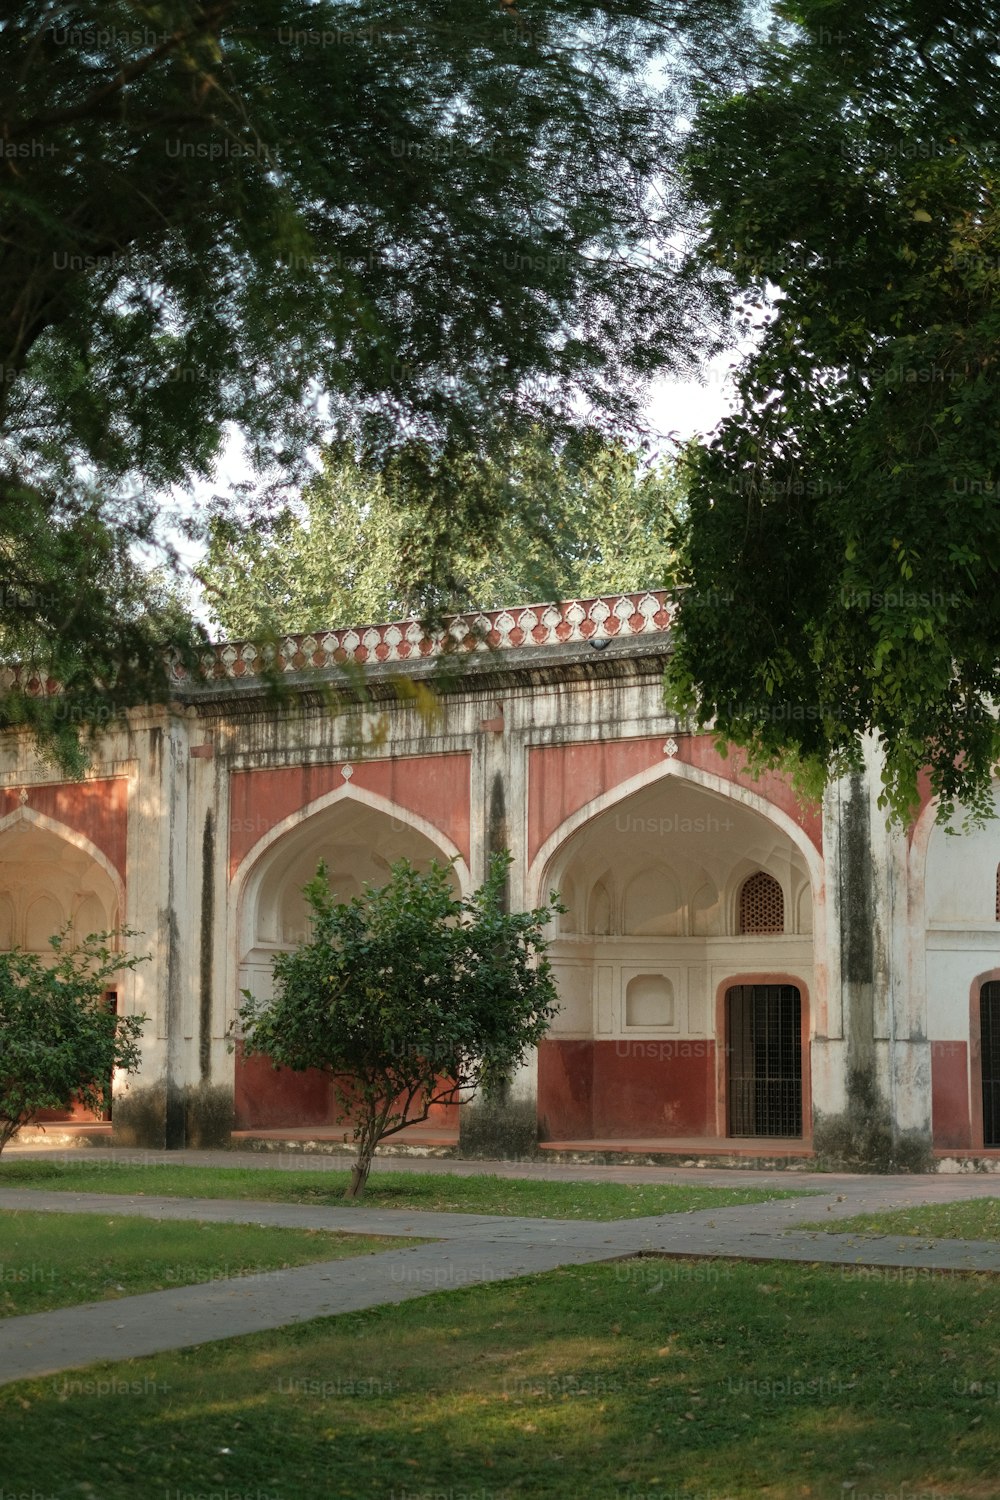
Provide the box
[0,1,752,757]
[202,433,684,634]
[238,852,563,1194]
[0,929,147,1151]
[668,0,1000,823]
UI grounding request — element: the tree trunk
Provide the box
[344,1119,379,1199]
[345,1153,373,1199]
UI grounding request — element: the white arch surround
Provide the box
[530,757,824,907]
[527,756,827,1050]
[228,783,473,1023]
[0,805,126,915]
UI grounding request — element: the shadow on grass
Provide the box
[1,1259,997,1499]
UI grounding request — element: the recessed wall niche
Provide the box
[625,973,674,1029]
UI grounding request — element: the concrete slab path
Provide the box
[1,1145,998,1389]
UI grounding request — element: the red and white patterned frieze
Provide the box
[170,591,672,683]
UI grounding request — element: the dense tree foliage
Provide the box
[238,853,561,1197]
[0,929,146,1152]
[202,434,684,634]
[0,2,751,756]
[668,0,1000,822]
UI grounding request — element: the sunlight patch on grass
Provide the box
[3,1258,996,1498]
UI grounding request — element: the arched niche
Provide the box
[277,869,361,947]
[73,892,110,943]
[622,867,682,936]
[587,876,614,936]
[538,770,815,943]
[0,894,14,949]
[0,818,121,959]
[691,879,721,936]
[25,894,65,952]
[625,973,675,1028]
[236,792,466,1001]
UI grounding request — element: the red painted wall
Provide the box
[528,735,821,866]
[1,778,128,882]
[234,1046,459,1132]
[229,754,471,877]
[36,1099,106,1124]
[931,1041,972,1149]
[537,1038,715,1139]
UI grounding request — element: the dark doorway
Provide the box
[726,985,802,1138]
[980,982,1000,1147]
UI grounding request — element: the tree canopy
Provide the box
[237,853,562,1197]
[0,1,752,756]
[667,0,1000,823]
[0,928,146,1153]
[201,434,684,635]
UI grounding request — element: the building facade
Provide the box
[2,591,998,1163]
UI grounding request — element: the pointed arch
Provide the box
[529,756,823,909]
[231,782,471,903]
[228,781,474,1028]
[0,805,125,915]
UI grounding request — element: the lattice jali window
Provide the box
[739,871,784,935]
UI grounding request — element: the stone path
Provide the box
[1,1146,998,1388]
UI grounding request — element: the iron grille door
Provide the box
[726,985,802,1138]
[981,982,1000,1148]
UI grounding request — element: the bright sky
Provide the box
[171,349,742,626]
[643,351,740,448]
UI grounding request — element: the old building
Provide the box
[3,591,998,1165]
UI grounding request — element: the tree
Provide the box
[0,929,147,1154]
[667,0,1000,823]
[201,433,685,634]
[0,1,753,755]
[237,852,562,1198]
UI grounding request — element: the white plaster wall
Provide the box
[548,935,814,1040]
[922,783,1000,1047]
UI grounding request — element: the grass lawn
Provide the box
[0,1210,407,1316]
[2,1257,998,1499]
[807,1196,1000,1242]
[0,1159,812,1219]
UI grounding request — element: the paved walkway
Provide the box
[1,1145,998,1388]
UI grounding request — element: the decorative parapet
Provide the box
[170,591,672,683]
